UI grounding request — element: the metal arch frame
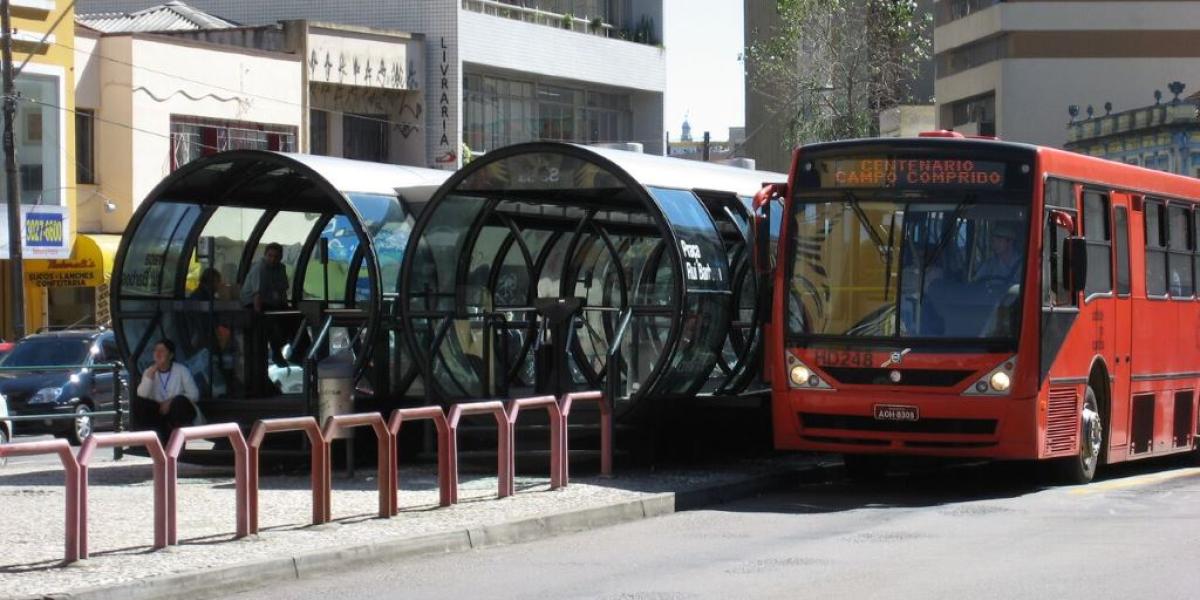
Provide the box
[398,142,692,408]
[112,150,385,400]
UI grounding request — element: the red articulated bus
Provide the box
[755,131,1200,483]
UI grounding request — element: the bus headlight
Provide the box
[964,356,1017,397]
[785,354,833,390]
[989,372,1011,392]
[789,365,811,386]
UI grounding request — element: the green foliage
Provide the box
[745,0,931,147]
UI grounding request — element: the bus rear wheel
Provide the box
[843,454,889,482]
[1055,385,1102,484]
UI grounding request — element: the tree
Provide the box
[745,0,930,146]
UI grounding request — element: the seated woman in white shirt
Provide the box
[135,339,202,445]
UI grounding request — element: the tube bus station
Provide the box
[111,144,785,451]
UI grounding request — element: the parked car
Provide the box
[0,330,128,445]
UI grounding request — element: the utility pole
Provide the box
[2,0,24,339]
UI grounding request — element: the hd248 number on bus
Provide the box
[813,349,874,368]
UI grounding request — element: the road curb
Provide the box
[37,464,830,600]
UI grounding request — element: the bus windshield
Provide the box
[788,192,1029,341]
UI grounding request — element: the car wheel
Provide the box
[70,404,94,446]
[0,427,8,467]
[1056,385,1102,485]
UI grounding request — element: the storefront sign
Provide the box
[0,204,71,259]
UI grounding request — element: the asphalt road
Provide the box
[215,455,1200,600]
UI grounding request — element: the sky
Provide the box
[663,0,745,143]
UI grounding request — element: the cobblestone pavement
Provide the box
[0,447,806,599]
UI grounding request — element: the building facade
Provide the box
[78,0,668,169]
[935,0,1200,147]
[64,14,303,330]
[0,0,78,338]
[1064,83,1200,177]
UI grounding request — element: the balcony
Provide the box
[461,0,659,45]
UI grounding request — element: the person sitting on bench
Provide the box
[135,339,202,444]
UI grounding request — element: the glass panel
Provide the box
[406,195,490,398]
[194,206,266,298]
[1114,207,1130,295]
[120,202,203,297]
[644,187,731,396]
[348,193,413,296]
[255,211,321,302]
[649,188,730,293]
[7,73,61,204]
[1146,202,1167,296]
[303,215,356,303]
[791,194,1029,339]
[657,294,731,396]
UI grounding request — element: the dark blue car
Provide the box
[0,330,128,445]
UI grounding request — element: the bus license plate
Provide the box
[874,404,919,422]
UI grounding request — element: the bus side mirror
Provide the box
[1065,236,1088,295]
[752,183,783,276]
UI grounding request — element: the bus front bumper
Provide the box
[774,389,1039,459]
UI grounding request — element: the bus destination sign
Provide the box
[821,158,1007,189]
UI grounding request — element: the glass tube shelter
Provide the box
[399,142,785,421]
[111,150,449,426]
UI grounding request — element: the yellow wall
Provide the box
[3,0,76,338]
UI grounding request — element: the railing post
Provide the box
[322,413,395,519]
[560,391,612,486]
[387,407,452,509]
[165,424,250,545]
[77,431,167,558]
[248,417,329,534]
[0,439,81,563]
[507,395,564,492]
[447,401,512,503]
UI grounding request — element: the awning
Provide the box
[24,233,121,288]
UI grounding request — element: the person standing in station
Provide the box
[240,242,291,395]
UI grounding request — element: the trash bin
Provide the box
[317,353,355,439]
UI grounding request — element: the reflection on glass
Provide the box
[790,195,1029,339]
[193,206,266,297]
[120,202,203,297]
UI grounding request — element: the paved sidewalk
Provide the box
[0,448,832,600]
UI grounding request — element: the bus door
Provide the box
[1108,193,1133,451]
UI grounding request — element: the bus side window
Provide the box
[1193,208,1200,297]
[1113,206,1130,296]
[1145,200,1168,297]
[1167,203,1194,297]
[1042,210,1074,308]
[1083,191,1112,296]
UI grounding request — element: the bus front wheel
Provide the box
[1055,385,1102,484]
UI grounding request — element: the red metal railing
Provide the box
[0,439,82,563]
[388,407,452,508]
[507,395,564,495]
[447,401,512,503]
[77,431,168,558]
[165,423,250,544]
[560,391,612,484]
[323,413,395,518]
[248,417,329,532]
